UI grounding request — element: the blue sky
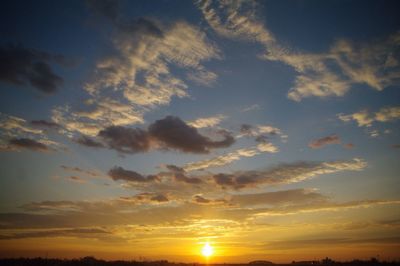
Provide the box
[0,0,399,262]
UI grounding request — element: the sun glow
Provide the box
[201,242,214,258]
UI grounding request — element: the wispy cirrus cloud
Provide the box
[52,1,221,139]
[197,0,400,101]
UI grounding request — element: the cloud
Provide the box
[254,199,400,217]
[98,126,150,153]
[75,135,105,148]
[338,106,400,127]
[0,44,66,93]
[308,134,341,149]
[187,114,226,128]
[0,113,43,137]
[65,176,87,184]
[212,158,366,189]
[30,120,60,129]
[148,116,234,153]
[183,147,261,171]
[119,192,169,204]
[52,10,219,139]
[7,138,49,152]
[192,195,227,205]
[60,165,101,178]
[263,236,400,250]
[241,104,260,112]
[0,227,111,240]
[197,1,400,101]
[165,164,203,184]
[238,124,286,141]
[108,166,158,183]
[96,116,234,154]
[230,189,328,207]
[51,99,144,137]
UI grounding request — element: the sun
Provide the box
[201,242,214,258]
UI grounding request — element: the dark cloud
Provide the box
[240,124,253,135]
[192,195,227,205]
[392,144,400,149]
[96,116,234,154]
[30,120,59,128]
[8,138,49,152]
[0,45,64,93]
[148,116,234,153]
[308,134,341,149]
[0,228,110,240]
[108,166,158,183]
[86,0,120,21]
[166,164,203,184]
[75,136,105,148]
[119,192,169,204]
[230,189,327,207]
[98,126,149,153]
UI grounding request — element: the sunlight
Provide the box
[201,242,214,258]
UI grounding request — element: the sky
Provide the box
[0,0,400,263]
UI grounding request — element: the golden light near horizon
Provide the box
[201,242,214,258]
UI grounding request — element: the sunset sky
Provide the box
[0,0,400,263]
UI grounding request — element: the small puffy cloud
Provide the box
[256,142,279,153]
[0,45,66,93]
[308,134,341,149]
[7,138,49,152]
[108,166,158,183]
[187,114,226,128]
[338,106,400,127]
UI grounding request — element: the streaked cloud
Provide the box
[212,158,366,189]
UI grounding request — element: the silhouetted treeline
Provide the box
[0,256,399,266]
